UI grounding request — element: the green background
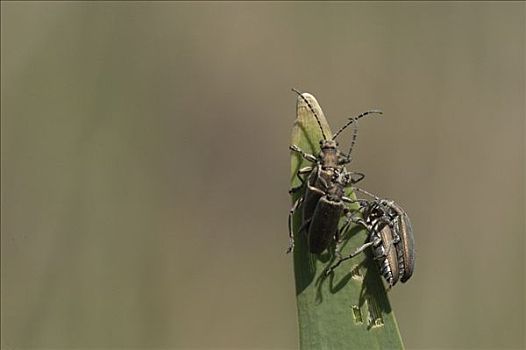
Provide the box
[1,2,524,349]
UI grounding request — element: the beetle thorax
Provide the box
[319,140,340,169]
[326,183,344,201]
[364,203,387,225]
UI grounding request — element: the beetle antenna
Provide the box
[292,88,327,140]
[332,109,382,141]
[333,110,383,157]
[354,187,381,201]
[344,116,360,156]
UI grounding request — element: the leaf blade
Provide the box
[290,91,405,350]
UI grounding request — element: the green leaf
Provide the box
[290,91,405,350]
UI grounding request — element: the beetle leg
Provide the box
[333,209,367,259]
[289,166,313,194]
[334,211,352,258]
[317,168,330,189]
[326,241,375,275]
[338,210,361,239]
[342,196,353,203]
[290,145,317,163]
[325,210,388,275]
[298,166,313,175]
[287,196,304,254]
[342,196,362,204]
[334,218,353,258]
[342,195,370,208]
[289,186,303,195]
[307,182,326,196]
[354,217,373,232]
[345,172,365,185]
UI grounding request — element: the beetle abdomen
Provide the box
[374,224,400,287]
[397,214,415,283]
[308,197,344,254]
[302,168,333,222]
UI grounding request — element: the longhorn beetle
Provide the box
[326,187,415,287]
[288,89,382,254]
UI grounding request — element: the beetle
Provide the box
[303,169,353,254]
[326,188,415,287]
[288,89,382,254]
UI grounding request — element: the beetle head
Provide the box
[364,201,387,222]
[320,139,338,150]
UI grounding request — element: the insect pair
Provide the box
[288,89,414,287]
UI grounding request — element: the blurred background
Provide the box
[1,2,524,349]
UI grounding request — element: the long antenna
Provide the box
[332,110,382,140]
[354,187,381,201]
[333,110,383,157]
[291,88,327,140]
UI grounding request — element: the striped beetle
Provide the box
[327,187,415,287]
